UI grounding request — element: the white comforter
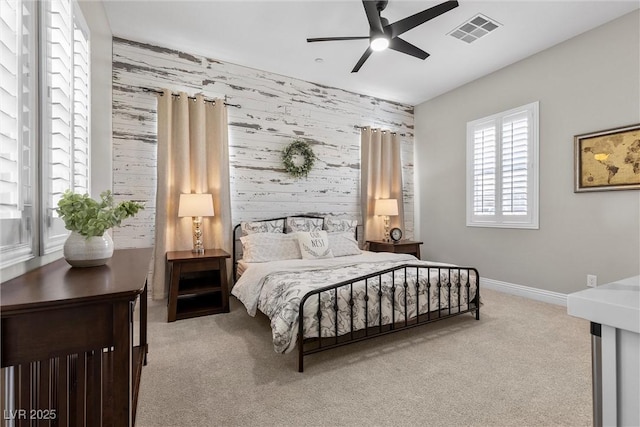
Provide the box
[232,252,476,353]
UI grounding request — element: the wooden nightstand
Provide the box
[367,240,423,259]
[166,248,230,322]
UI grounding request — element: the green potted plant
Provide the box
[56,190,144,267]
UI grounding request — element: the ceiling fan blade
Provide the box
[388,37,430,60]
[351,47,373,73]
[388,0,459,38]
[362,0,384,34]
[307,36,369,43]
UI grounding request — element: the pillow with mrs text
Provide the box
[297,231,334,259]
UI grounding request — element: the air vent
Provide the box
[449,14,500,44]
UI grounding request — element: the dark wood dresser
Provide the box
[1,248,152,426]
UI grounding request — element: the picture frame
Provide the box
[574,123,640,192]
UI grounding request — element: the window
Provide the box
[0,0,90,269]
[466,102,539,229]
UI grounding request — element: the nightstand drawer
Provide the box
[179,258,222,273]
[393,245,418,255]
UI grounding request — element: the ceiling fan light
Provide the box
[370,36,389,51]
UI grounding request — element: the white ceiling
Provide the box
[102,0,639,105]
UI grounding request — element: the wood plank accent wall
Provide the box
[111,37,415,249]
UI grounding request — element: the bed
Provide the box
[231,216,480,372]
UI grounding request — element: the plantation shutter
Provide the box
[0,0,33,219]
[72,18,89,193]
[43,0,90,253]
[472,121,496,216]
[48,0,73,207]
[467,102,538,229]
[0,0,22,219]
[0,0,36,266]
[501,112,529,216]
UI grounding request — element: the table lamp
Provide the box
[178,193,214,254]
[374,198,398,242]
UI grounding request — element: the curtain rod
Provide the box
[141,87,241,108]
[354,125,405,137]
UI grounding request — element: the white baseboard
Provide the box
[481,277,567,307]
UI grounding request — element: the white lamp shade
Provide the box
[374,198,398,216]
[178,193,214,217]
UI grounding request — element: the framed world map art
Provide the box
[574,123,640,192]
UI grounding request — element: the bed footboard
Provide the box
[297,264,480,372]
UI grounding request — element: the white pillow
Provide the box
[240,232,301,262]
[296,231,334,259]
[327,232,361,257]
[324,217,358,234]
[240,219,285,236]
[285,217,323,233]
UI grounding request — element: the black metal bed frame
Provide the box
[297,263,480,372]
[232,216,480,372]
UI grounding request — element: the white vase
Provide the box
[63,231,114,267]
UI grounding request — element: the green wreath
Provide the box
[282,139,316,178]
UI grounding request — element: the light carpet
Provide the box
[135,288,592,427]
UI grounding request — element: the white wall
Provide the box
[415,11,640,294]
[111,38,415,249]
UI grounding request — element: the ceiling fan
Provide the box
[307,0,459,73]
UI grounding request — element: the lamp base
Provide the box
[383,215,391,242]
[192,217,205,255]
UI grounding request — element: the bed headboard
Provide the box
[231,215,361,284]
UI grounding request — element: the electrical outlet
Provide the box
[587,274,597,288]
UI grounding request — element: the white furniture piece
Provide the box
[567,275,640,427]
